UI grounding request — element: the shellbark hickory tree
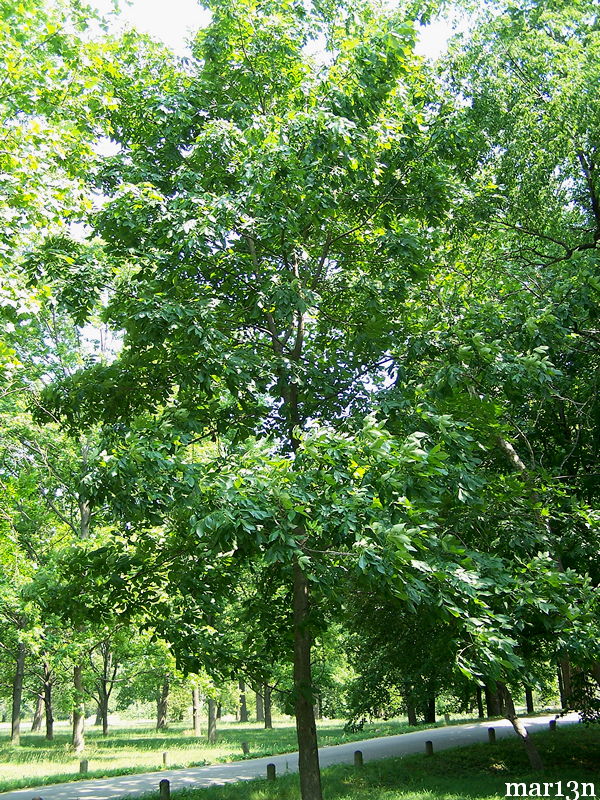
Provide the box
[40,0,463,797]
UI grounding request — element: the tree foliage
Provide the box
[1,0,599,789]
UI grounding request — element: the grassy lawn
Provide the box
[0,716,469,792]
[164,725,600,800]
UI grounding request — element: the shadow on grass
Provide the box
[0,716,516,791]
[0,765,166,794]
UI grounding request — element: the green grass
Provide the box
[0,716,472,792]
[163,725,600,800]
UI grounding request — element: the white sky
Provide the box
[89,0,209,52]
[89,0,453,58]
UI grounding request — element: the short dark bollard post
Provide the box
[354,750,363,767]
[488,727,496,744]
[159,778,171,800]
[80,759,89,774]
[162,751,169,768]
[425,740,434,756]
[549,719,557,731]
[242,741,249,755]
[267,763,276,781]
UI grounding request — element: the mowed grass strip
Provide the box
[0,717,462,792]
[162,726,600,800]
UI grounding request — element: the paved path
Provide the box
[0,713,579,800]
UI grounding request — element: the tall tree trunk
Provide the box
[422,696,436,724]
[263,683,273,729]
[73,464,91,752]
[557,665,565,707]
[43,665,54,742]
[293,558,323,800]
[98,644,115,736]
[207,698,217,743]
[96,639,117,736]
[497,682,543,771]
[11,642,26,746]
[156,677,169,730]
[406,698,418,727]
[255,688,264,722]
[279,311,322,799]
[99,690,109,736]
[77,468,92,539]
[525,686,534,714]
[72,664,85,753]
[79,494,91,539]
[484,682,502,717]
[558,657,572,709]
[216,703,222,719]
[192,686,202,736]
[94,704,102,726]
[31,693,44,732]
[313,696,322,720]
[238,679,248,723]
[476,686,485,719]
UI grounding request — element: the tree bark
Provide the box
[525,686,534,714]
[11,642,26,745]
[255,688,264,722]
[484,682,502,717]
[476,686,485,719]
[591,662,600,685]
[78,447,91,540]
[558,657,572,709]
[277,298,322,798]
[99,690,109,736]
[43,664,54,741]
[73,457,91,752]
[156,677,169,730]
[498,682,543,770]
[557,665,565,707]
[263,683,273,729]
[313,696,322,720]
[422,696,436,724]
[79,499,91,538]
[207,698,217,743]
[192,685,202,736]
[238,679,248,723]
[72,664,85,753]
[406,698,418,726]
[31,693,44,732]
[95,641,118,735]
[293,558,323,800]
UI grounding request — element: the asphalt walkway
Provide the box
[0,713,578,800]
